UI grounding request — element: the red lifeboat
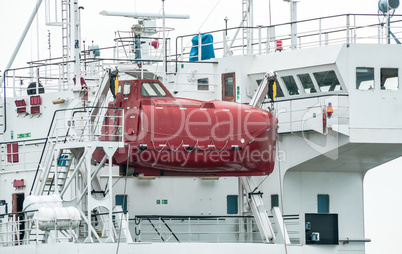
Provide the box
[93,79,277,176]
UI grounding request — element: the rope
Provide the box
[195,0,223,34]
[166,140,183,151]
[147,129,255,138]
[152,140,167,152]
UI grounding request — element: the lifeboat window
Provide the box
[381,68,398,90]
[197,78,209,91]
[356,67,374,90]
[141,82,167,97]
[298,74,317,94]
[123,81,131,95]
[313,70,342,92]
[282,75,300,95]
[257,79,284,98]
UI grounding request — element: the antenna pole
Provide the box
[290,0,297,50]
[387,0,391,44]
[72,2,82,86]
[269,0,272,26]
[162,0,166,80]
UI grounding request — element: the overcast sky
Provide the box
[1,1,401,253]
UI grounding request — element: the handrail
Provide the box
[174,13,402,71]
[0,209,38,217]
[262,93,349,104]
[2,60,76,133]
[132,214,300,220]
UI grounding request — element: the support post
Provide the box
[271,207,290,244]
[198,33,202,61]
[104,146,117,243]
[239,176,275,243]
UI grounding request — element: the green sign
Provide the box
[156,199,168,205]
[17,133,31,139]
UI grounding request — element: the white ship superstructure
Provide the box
[1,0,402,253]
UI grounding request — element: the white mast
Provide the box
[286,0,298,50]
[162,0,166,80]
[72,1,81,86]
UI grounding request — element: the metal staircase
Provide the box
[42,149,73,195]
[25,66,124,243]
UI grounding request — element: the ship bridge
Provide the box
[164,13,402,165]
[158,12,402,248]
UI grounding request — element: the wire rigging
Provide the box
[183,0,223,50]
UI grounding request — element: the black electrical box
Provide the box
[305,213,339,245]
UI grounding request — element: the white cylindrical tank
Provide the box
[23,194,63,217]
[34,207,81,231]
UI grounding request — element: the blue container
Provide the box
[189,34,215,62]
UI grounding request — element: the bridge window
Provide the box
[298,74,317,94]
[356,67,374,90]
[141,82,167,97]
[313,71,342,92]
[381,68,398,90]
[198,78,209,91]
[282,75,300,95]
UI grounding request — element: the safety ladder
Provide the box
[61,0,70,89]
[242,0,253,55]
[42,149,74,195]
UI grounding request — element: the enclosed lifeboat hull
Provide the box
[93,79,277,176]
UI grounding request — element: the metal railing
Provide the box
[0,139,46,171]
[0,210,79,246]
[131,214,301,244]
[174,14,402,64]
[0,212,301,246]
